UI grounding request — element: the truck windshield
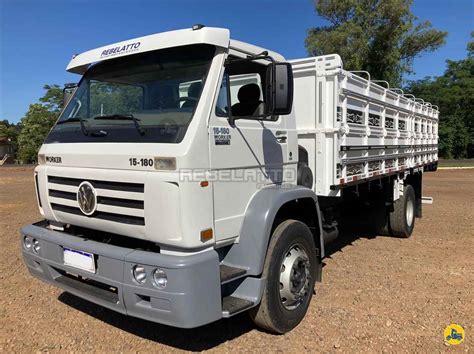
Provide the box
[45,44,215,144]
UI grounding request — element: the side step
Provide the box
[220,264,246,284]
[222,295,254,317]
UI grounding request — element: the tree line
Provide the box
[1,0,472,161]
[0,85,62,163]
[306,0,473,159]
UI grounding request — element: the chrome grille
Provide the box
[47,175,145,226]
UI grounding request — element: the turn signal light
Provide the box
[200,228,213,242]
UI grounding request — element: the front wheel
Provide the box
[249,220,319,333]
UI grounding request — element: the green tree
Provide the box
[39,84,63,112]
[406,33,474,158]
[17,104,57,162]
[17,85,63,162]
[306,0,447,86]
[89,81,142,116]
[0,119,20,146]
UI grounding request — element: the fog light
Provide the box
[23,236,33,251]
[33,239,40,254]
[132,265,147,284]
[152,268,167,288]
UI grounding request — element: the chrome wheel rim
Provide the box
[279,244,311,310]
[406,197,414,227]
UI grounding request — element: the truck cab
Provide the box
[38,26,296,249]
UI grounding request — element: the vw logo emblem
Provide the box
[77,181,97,216]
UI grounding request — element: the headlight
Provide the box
[132,265,147,284]
[154,157,176,170]
[38,154,46,165]
[152,268,168,288]
[33,239,41,253]
[23,236,33,250]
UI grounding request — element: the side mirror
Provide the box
[225,55,294,125]
[272,63,294,115]
[63,83,78,108]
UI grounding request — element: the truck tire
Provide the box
[388,185,415,238]
[372,204,390,236]
[249,220,319,333]
[297,163,313,189]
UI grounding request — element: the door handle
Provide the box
[275,130,287,143]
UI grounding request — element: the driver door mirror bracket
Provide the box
[63,83,78,108]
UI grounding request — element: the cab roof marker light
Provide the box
[192,24,205,31]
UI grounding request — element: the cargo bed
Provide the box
[291,55,439,197]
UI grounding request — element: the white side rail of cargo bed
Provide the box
[291,55,439,197]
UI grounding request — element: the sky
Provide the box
[0,0,472,123]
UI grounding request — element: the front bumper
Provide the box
[21,222,222,328]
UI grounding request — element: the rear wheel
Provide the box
[371,203,390,236]
[249,220,319,334]
[388,185,416,238]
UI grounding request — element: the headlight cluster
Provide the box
[132,265,167,288]
[23,236,40,254]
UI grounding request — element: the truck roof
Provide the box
[66,26,285,74]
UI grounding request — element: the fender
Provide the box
[222,185,324,276]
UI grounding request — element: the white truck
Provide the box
[21,25,438,333]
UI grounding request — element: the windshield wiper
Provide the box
[93,114,145,135]
[56,117,91,136]
[56,117,108,137]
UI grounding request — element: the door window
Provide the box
[215,58,276,121]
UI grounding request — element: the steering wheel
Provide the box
[162,118,177,126]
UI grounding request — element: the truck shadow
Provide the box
[323,219,389,260]
[324,230,374,260]
[57,222,385,349]
[58,292,255,351]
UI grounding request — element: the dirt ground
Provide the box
[0,166,472,352]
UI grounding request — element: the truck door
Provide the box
[208,63,289,243]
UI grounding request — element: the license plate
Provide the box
[63,247,96,273]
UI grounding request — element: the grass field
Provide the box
[438,159,474,167]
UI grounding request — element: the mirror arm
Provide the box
[63,82,78,107]
[228,112,235,126]
[224,72,236,126]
